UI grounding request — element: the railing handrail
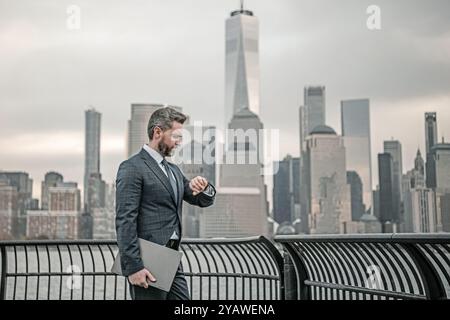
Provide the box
[275,233,450,243]
[0,236,269,246]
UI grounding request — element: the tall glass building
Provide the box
[299,86,326,153]
[384,140,403,224]
[425,112,438,188]
[225,4,260,125]
[341,99,373,217]
[84,108,101,210]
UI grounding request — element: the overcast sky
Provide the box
[1,0,449,203]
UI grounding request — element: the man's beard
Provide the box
[157,140,173,157]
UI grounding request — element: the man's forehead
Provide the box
[170,122,183,131]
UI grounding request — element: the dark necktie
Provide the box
[161,159,178,203]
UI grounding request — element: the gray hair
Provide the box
[147,107,187,140]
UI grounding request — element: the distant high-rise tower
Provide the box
[273,155,300,225]
[84,108,101,211]
[402,149,435,233]
[425,112,438,188]
[299,86,326,234]
[0,171,34,237]
[225,2,260,125]
[378,153,396,230]
[415,149,425,177]
[0,179,18,239]
[305,125,351,234]
[383,140,403,225]
[127,104,183,157]
[41,172,63,210]
[205,3,268,238]
[346,171,365,221]
[341,99,373,215]
[27,182,81,240]
[432,141,450,231]
[299,86,326,153]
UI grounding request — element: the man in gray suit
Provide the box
[115,107,216,300]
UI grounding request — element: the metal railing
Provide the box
[0,236,283,300]
[275,233,450,300]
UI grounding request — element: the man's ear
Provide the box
[154,126,162,138]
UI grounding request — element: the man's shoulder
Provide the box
[119,152,144,169]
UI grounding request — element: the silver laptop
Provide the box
[111,238,183,292]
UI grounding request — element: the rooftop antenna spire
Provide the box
[240,0,244,11]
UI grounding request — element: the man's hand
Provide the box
[189,176,208,196]
[128,268,156,288]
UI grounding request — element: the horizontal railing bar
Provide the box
[303,280,427,300]
[0,236,269,247]
[183,272,279,280]
[6,272,279,280]
[6,272,118,277]
[275,233,450,243]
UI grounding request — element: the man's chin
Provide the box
[165,149,175,157]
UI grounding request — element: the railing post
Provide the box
[283,250,297,300]
[257,236,285,300]
[1,246,7,300]
[281,242,311,300]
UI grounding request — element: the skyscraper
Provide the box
[41,171,63,210]
[347,171,365,221]
[0,179,18,239]
[341,99,373,215]
[378,153,396,229]
[202,3,268,238]
[84,108,101,210]
[0,171,34,237]
[432,141,450,231]
[409,188,436,233]
[402,149,435,233]
[87,173,106,210]
[273,155,300,225]
[299,86,326,233]
[305,125,352,234]
[440,194,450,232]
[225,3,260,125]
[383,140,403,225]
[27,182,81,239]
[432,141,450,190]
[299,86,326,153]
[425,112,438,188]
[127,103,183,157]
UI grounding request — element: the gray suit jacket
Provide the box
[115,148,216,276]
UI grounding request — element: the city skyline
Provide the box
[1,0,450,204]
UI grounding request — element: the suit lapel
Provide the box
[139,149,177,206]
